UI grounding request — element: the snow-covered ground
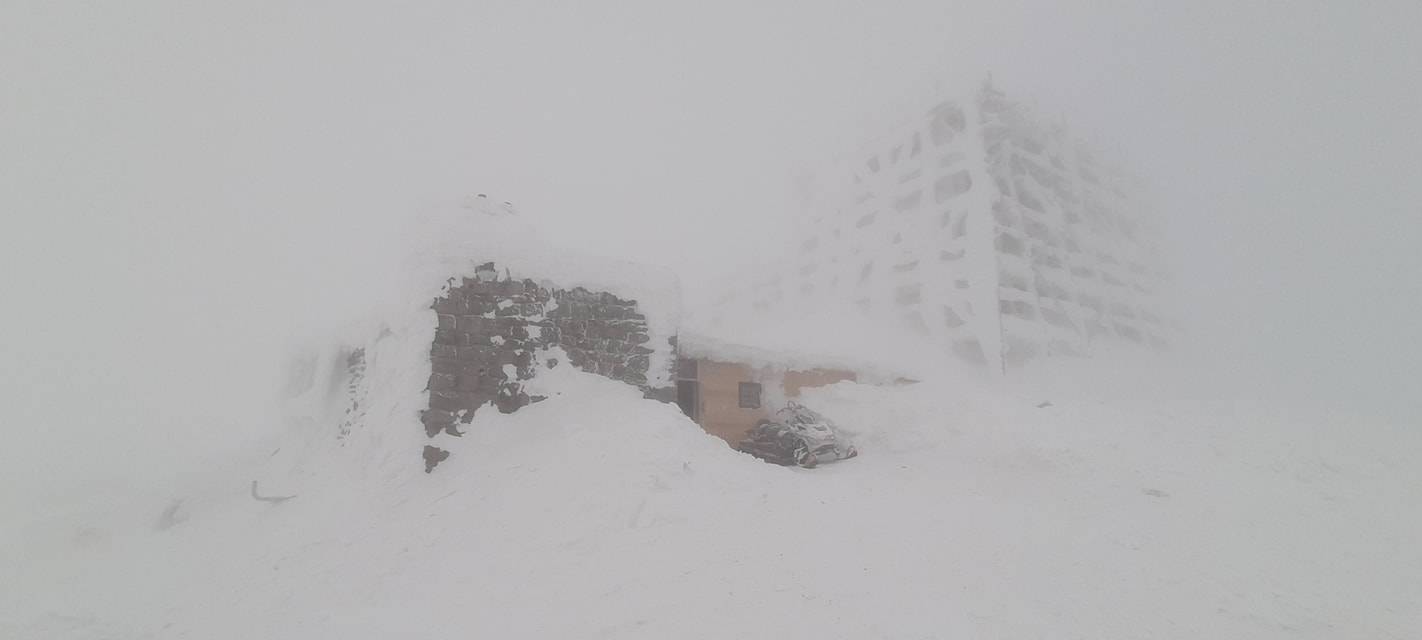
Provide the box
[4,356,1417,639]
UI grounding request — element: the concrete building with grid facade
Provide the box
[699,83,1170,373]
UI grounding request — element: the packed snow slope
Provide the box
[5,358,1419,639]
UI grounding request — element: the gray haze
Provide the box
[2,2,1419,511]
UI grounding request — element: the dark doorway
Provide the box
[675,357,700,421]
[676,380,700,421]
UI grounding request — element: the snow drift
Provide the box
[5,351,1419,639]
[3,200,1417,639]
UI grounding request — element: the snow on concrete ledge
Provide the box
[678,302,929,383]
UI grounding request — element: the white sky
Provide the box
[2,1,1419,510]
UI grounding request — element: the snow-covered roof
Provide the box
[678,302,927,382]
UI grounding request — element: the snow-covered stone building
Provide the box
[280,199,687,473]
[698,82,1170,373]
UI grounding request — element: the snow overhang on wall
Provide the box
[402,197,682,388]
[678,302,928,384]
[278,195,683,475]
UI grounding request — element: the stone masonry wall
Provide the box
[421,261,662,472]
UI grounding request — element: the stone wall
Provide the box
[553,288,656,386]
[421,261,665,472]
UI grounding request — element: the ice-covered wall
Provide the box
[976,84,1170,366]
[281,199,681,475]
[699,82,1169,372]
[422,261,670,472]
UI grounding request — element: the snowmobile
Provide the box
[737,402,858,468]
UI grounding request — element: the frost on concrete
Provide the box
[696,81,1171,373]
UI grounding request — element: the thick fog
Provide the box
[3,0,1419,514]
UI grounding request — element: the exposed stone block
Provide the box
[454,373,484,392]
[428,390,466,412]
[457,315,491,333]
[423,445,451,473]
[455,345,496,362]
[494,385,529,414]
[429,357,462,376]
[463,280,498,296]
[420,410,455,438]
[427,373,456,392]
[424,260,670,472]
